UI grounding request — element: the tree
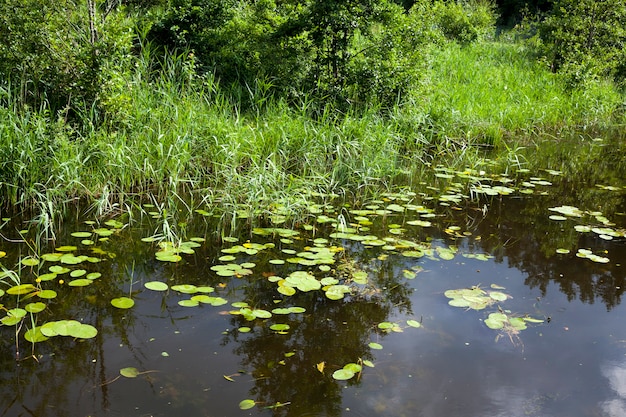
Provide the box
[538,0,626,87]
[0,0,134,119]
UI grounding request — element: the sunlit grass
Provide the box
[0,37,624,234]
[417,41,624,145]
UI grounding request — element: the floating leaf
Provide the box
[332,369,355,381]
[68,279,92,287]
[49,265,70,274]
[25,302,46,313]
[145,281,169,291]
[111,297,134,309]
[40,320,98,339]
[406,320,421,328]
[253,309,272,319]
[86,272,101,280]
[239,399,256,410]
[120,367,139,378]
[24,326,49,343]
[171,284,198,294]
[37,290,58,299]
[21,257,40,267]
[369,342,383,350]
[489,291,508,301]
[178,299,199,307]
[7,284,36,295]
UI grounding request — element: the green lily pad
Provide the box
[37,290,58,299]
[68,279,92,287]
[37,272,57,282]
[25,302,46,313]
[145,281,169,291]
[171,284,198,294]
[239,399,256,410]
[120,367,139,378]
[332,369,355,381]
[111,297,134,309]
[7,284,36,295]
[21,257,40,267]
[178,299,199,307]
[24,326,49,343]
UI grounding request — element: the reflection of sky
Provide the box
[343,255,626,417]
[602,361,626,416]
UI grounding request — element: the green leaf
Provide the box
[145,281,169,291]
[7,284,36,295]
[332,369,355,381]
[120,367,139,378]
[24,327,49,343]
[25,302,46,313]
[111,297,134,309]
[239,399,256,410]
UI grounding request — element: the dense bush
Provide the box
[0,0,134,119]
[431,0,498,44]
[538,0,626,87]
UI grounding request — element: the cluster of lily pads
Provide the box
[0,220,127,341]
[444,285,544,337]
[549,205,625,264]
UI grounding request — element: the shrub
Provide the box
[538,0,626,87]
[0,0,134,120]
[431,0,498,44]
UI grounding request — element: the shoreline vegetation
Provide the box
[1,0,624,235]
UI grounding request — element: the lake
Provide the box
[1,135,625,417]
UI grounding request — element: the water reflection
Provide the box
[602,360,626,417]
[0,134,626,416]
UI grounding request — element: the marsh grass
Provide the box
[0,38,623,233]
[418,41,624,146]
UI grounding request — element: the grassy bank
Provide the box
[0,39,624,232]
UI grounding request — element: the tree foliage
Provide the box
[538,0,626,87]
[0,0,134,118]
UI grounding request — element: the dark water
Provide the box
[1,136,626,417]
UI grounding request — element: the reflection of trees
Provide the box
[448,134,626,310]
[221,240,414,416]
[0,218,172,416]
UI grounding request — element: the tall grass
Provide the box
[416,41,624,146]
[0,37,624,233]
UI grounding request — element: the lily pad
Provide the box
[239,399,256,410]
[332,369,355,381]
[145,281,169,291]
[120,367,140,378]
[111,297,135,309]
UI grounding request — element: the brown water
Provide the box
[1,136,626,417]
